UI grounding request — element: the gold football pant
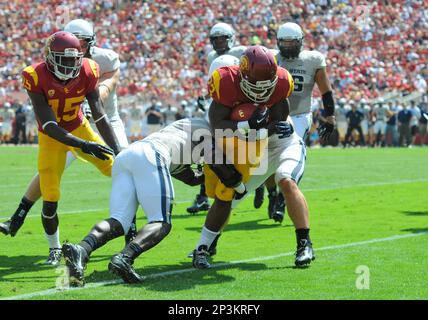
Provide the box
[204,137,267,201]
[38,118,113,202]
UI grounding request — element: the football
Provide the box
[230,103,261,121]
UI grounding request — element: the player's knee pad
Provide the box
[93,218,124,238]
[148,221,171,238]
[135,221,171,248]
[41,201,58,219]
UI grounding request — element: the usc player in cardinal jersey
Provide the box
[191,46,298,264]
[1,31,120,265]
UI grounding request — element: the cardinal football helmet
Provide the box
[239,46,278,104]
[44,31,83,81]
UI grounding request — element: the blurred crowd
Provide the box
[310,94,428,147]
[1,0,427,144]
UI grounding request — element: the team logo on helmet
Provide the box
[240,56,249,73]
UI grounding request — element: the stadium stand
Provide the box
[0,0,427,142]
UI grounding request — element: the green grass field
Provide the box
[0,145,427,300]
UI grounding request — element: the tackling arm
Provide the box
[266,98,294,138]
[86,88,121,155]
[171,165,204,186]
[29,91,113,160]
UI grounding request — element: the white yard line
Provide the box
[1,178,427,219]
[2,231,427,300]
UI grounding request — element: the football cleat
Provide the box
[186,195,210,214]
[62,243,88,287]
[0,220,11,236]
[187,234,221,259]
[192,245,211,269]
[0,215,26,237]
[267,191,277,219]
[295,239,315,267]
[44,248,62,267]
[253,186,265,209]
[108,253,143,284]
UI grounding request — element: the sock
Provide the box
[45,229,61,249]
[196,226,220,250]
[79,234,99,256]
[200,183,206,197]
[11,197,34,221]
[277,192,285,206]
[121,242,144,261]
[296,228,310,244]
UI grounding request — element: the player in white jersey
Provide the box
[206,22,247,67]
[266,22,336,223]
[373,101,389,147]
[0,19,132,264]
[187,22,246,214]
[62,118,210,285]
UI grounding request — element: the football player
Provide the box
[190,46,315,269]
[62,118,210,286]
[266,22,336,223]
[3,31,121,265]
[187,22,248,214]
[0,19,137,252]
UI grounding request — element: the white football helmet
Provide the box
[209,23,235,54]
[276,22,304,59]
[64,19,96,55]
[208,54,239,77]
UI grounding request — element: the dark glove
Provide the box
[273,122,294,139]
[317,122,335,141]
[197,96,206,111]
[248,107,269,129]
[80,141,114,160]
[172,165,204,186]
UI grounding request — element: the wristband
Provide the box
[237,121,250,130]
[256,128,268,140]
[93,114,107,124]
[42,121,58,130]
[234,182,246,194]
[322,91,335,116]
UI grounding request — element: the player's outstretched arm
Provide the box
[266,98,294,138]
[86,88,121,155]
[28,91,113,160]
